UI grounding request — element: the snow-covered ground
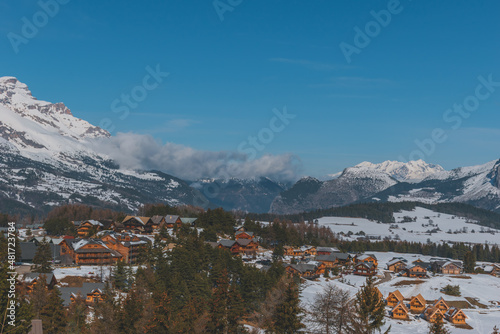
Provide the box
[317,207,500,245]
[301,251,500,334]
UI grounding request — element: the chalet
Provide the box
[218,240,239,254]
[180,217,197,226]
[60,238,122,265]
[405,264,427,278]
[315,254,339,268]
[284,263,319,278]
[234,225,246,232]
[284,246,294,256]
[22,273,57,293]
[76,220,103,238]
[445,307,467,325]
[302,246,317,256]
[121,216,154,234]
[235,231,254,240]
[235,239,259,255]
[484,263,500,277]
[387,290,404,307]
[59,283,106,307]
[386,258,407,273]
[356,254,378,267]
[101,233,149,264]
[440,261,463,275]
[391,301,409,320]
[353,262,376,276]
[331,252,351,265]
[409,294,426,313]
[432,297,449,312]
[150,216,166,230]
[163,215,182,229]
[316,247,340,255]
[424,307,445,323]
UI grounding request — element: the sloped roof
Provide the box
[355,261,375,269]
[387,258,407,266]
[411,294,426,306]
[59,283,106,306]
[150,215,164,225]
[180,218,197,224]
[23,272,56,285]
[235,231,254,237]
[83,220,103,227]
[317,246,340,253]
[164,215,180,224]
[316,254,338,262]
[388,290,404,301]
[358,253,377,261]
[392,301,409,313]
[219,239,236,248]
[122,216,151,225]
[445,307,466,319]
[236,239,253,246]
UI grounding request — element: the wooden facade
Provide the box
[445,307,467,325]
[432,297,449,312]
[101,234,147,264]
[121,216,154,234]
[391,301,409,320]
[387,290,404,307]
[235,231,254,240]
[424,307,445,323]
[387,259,407,273]
[441,262,462,275]
[407,264,427,278]
[76,220,103,238]
[410,294,426,313]
[354,262,376,276]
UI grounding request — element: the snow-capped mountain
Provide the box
[350,160,445,182]
[0,77,206,214]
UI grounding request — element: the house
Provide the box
[484,263,500,277]
[386,258,407,272]
[76,220,103,238]
[409,294,426,313]
[353,262,376,276]
[440,261,463,275]
[432,297,449,312]
[284,263,319,278]
[180,218,197,226]
[302,246,317,256]
[405,264,427,278]
[316,247,340,255]
[315,254,339,268]
[218,240,239,254]
[101,233,149,264]
[60,239,122,265]
[235,231,254,240]
[163,215,182,229]
[19,242,61,263]
[235,239,259,255]
[387,290,404,307]
[121,216,154,234]
[22,273,58,293]
[150,216,166,230]
[234,225,246,232]
[59,283,106,307]
[391,301,409,320]
[356,254,378,267]
[424,307,445,323]
[445,307,467,325]
[331,252,351,265]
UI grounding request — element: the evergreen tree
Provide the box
[355,276,388,334]
[463,251,476,273]
[323,268,330,278]
[112,260,131,291]
[271,280,304,334]
[428,313,450,334]
[32,239,53,273]
[40,288,67,334]
[66,295,87,334]
[28,274,50,318]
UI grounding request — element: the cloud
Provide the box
[93,132,300,181]
[269,58,351,71]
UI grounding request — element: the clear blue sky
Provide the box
[1,0,500,179]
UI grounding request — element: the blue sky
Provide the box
[1,0,500,179]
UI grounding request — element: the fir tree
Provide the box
[112,260,131,291]
[66,295,87,334]
[463,251,476,273]
[428,313,450,334]
[355,276,388,334]
[271,280,304,334]
[32,239,53,273]
[40,288,67,334]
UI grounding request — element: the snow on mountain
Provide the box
[349,159,445,182]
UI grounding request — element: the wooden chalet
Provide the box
[163,215,182,229]
[409,294,426,313]
[60,239,122,265]
[180,218,197,226]
[406,264,427,278]
[76,220,103,238]
[23,273,57,293]
[387,290,404,307]
[235,231,254,240]
[391,301,409,320]
[441,261,463,275]
[424,307,445,323]
[150,215,166,231]
[487,264,500,277]
[432,297,449,313]
[445,307,467,325]
[284,263,319,278]
[316,247,340,256]
[121,216,154,234]
[59,283,106,307]
[302,246,317,256]
[354,262,376,276]
[218,240,239,254]
[101,233,149,264]
[356,254,378,267]
[386,258,407,273]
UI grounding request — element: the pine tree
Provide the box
[112,260,130,291]
[66,295,87,334]
[40,288,67,334]
[32,239,53,273]
[272,280,304,334]
[355,276,387,334]
[428,313,450,334]
[463,251,476,273]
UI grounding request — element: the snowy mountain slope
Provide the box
[352,159,445,181]
[0,76,207,214]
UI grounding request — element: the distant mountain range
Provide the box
[2,76,500,215]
